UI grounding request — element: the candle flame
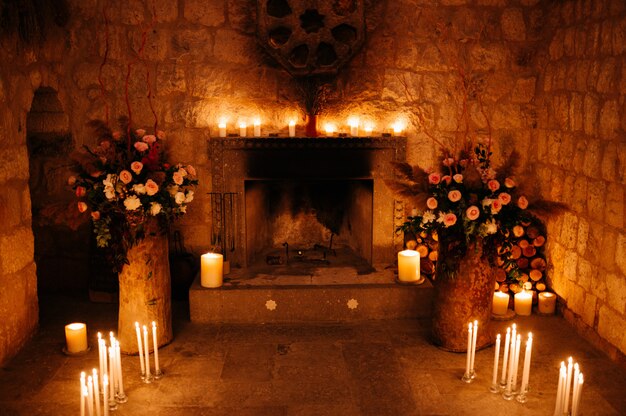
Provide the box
[496,333,501,340]
[152,321,156,327]
[239,122,247,128]
[347,116,359,127]
[324,123,336,134]
[288,119,296,126]
[253,118,261,126]
[391,120,405,134]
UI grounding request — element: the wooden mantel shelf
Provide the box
[209,136,406,150]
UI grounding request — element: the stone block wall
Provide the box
[532,0,626,359]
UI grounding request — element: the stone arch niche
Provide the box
[26,87,93,293]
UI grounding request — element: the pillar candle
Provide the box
[465,323,472,376]
[92,369,101,416]
[239,122,247,137]
[87,376,94,416]
[218,123,226,137]
[514,290,533,316]
[492,292,510,315]
[500,327,511,385]
[143,325,151,379]
[201,252,224,288]
[470,320,478,374]
[65,323,88,353]
[253,119,261,137]
[152,321,160,375]
[288,120,296,137]
[520,333,533,393]
[102,375,109,416]
[491,334,501,387]
[135,322,145,375]
[538,292,557,314]
[397,250,420,282]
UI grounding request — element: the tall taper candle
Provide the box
[500,327,511,385]
[81,385,87,416]
[135,322,145,375]
[564,357,573,412]
[465,323,472,376]
[97,333,104,385]
[87,376,94,416]
[492,334,501,387]
[101,340,108,397]
[92,369,101,416]
[152,321,160,375]
[115,341,126,401]
[103,375,109,416]
[108,347,115,402]
[143,325,151,379]
[470,320,478,375]
[572,362,580,414]
[554,362,566,416]
[572,373,584,416]
[520,333,533,393]
[511,334,522,391]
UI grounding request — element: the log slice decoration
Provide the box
[257,0,365,76]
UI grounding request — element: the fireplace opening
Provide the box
[245,178,374,275]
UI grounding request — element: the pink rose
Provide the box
[177,167,188,177]
[134,141,149,152]
[142,134,156,144]
[453,174,463,183]
[77,202,88,213]
[498,192,512,205]
[67,176,76,186]
[186,165,197,176]
[145,179,159,196]
[119,170,133,184]
[131,161,143,174]
[75,186,86,197]
[428,173,441,185]
[448,190,462,202]
[504,177,516,188]
[426,197,438,210]
[466,205,480,220]
[91,211,100,221]
[135,129,146,137]
[442,157,455,167]
[491,199,502,214]
[90,171,103,178]
[487,179,500,192]
[156,130,166,139]
[442,175,452,185]
[443,213,457,227]
[172,171,184,185]
[518,196,529,209]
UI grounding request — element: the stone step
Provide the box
[189,267,433,324]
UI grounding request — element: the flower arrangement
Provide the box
[69,118,198,271]
[389,144,563,284]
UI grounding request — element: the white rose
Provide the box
[174,192,185,205]
[123,195,142,211]
[184,190,194,203]
[179,205,187,213]
[168,185,179,196]
[104,187,115,200]
[150,202,162,216]
[421,211,436,224]
[133,184,146,195]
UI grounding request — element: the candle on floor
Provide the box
[87,375,94,416]
[572,373,584,416]
[470,320,478,377]
[239,122,247,137]
[101,339,108,396]
[152,321,161,376]
[490,333,501,392]
[81,385,87,416]
[519,333,533,394]
[135,322,145,376]
[554,361,566,415]
[397,250,421,282]
[92,369,101,416]
[492,291,510,315]
[511,334,522,391]
[564,357,573,412]
[108,346,116,404]
[201,252,224,288]
[65,323,88,353]
[464,322,472,381]
[103,375,109,416]
[500,327,511,386]
[572,363,580,414]
[288,120,296,137]
[143,325,152,381]
[538,292,557,314]
[97,333,104,384]
[514,290,533,316]
[114,341,127,402]
[253,118,261,137]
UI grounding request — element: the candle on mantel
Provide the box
[92,369,101,416]
[391,121,403,136]
[201,252,224,288]
[65,323,88,353]
[492,291,510,315]
[288,120,296,137]
[514,290,533,316]
[324,123,336,136]
[218,122,226,138]
[239,122,247,137]
[363,122,374,136]
[253,118,261,137]
[397,250,421,283]
[538,291,557,314]
[348,117,359,136]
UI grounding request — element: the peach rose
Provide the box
[91,211,100,221]
[67,176,76,186]
[135,129,146,137]
[172,171,184,185]
[426,197,438,210]
[119,170,133,184]
[428,173,441,185]
[491,199,502,214]
[75,186,86,197]
[142,134,156,144]
[453,174,463,183]
[498,192,512,205]
[442,157,455,167]
[156,130,166,140]
[466,205,480,220]
[186,165,197,176]
[487,179,500,192]
[77,202,88,213]
[145,179,159,196]
[134,141,149,152]
[150,202,162,216]
[504,177,516,188]
[174,192,185,205]
[443,213,457,227]
[448,190,462,202]
[131,161,143,174]
[518,196,529,209]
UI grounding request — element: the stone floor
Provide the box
[1,294,625,415]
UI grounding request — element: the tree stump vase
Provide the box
[431,242,496,352]
[117,228,172,354]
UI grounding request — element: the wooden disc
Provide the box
[530,269,543,281]
[510,245,522,259]
[533,236,546,247]
[523,245,537,257]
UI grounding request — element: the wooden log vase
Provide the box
[117,224,172,354]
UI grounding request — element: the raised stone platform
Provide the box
[189,266,433,323]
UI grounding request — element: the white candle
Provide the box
[288,120,296,137]
[135,322,145,375]
[514,290,533,316]
[81,385,87,416]
[500,327,511,385]
[218,122,226,137]
[97,333,104,385]
[397,250,420,282]
[392,122,403,136]
[470,320,478,374]
[492,292,510,315]
[152,321,160,375]
[572,363,580,415]
[465,322,472,376]
[511,334,521,391]
[239,122,247,137]
[201,252,224,288]
[253,118,261,137]
[101,340,108,396]
[492,334,501,387]
[349,119,359,136]
[143,325,151,378]
[363,123,374,135]
[506,331,516,392]
[102,375,109,416]
[65,323,88,353]
[115,341,125,398]
[108,347,116,399]
[92,369,101,416]
[564,357,573,413]
[324,123,335,136]
[87,376,94,416]
[520,333,533,393]
[538,292,557,314]
[554,362,566,416]
[572,373,584,416]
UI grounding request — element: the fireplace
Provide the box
[208,137,406,273]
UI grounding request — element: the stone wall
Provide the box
[532,0,626,360]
